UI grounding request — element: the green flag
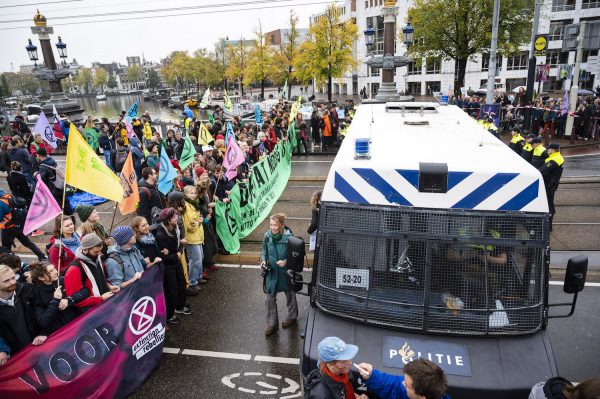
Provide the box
[208,112,216,125]
[178,132,196,170]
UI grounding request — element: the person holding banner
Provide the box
[64,233,116,312]
[48,215,80,273]
[106,226,151,289]
[132,216,162,266]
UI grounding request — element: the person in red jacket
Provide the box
[48,215,80,275]
[64,233,117,312]
[29,133,53,157]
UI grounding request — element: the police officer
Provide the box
[530,137,547,168]
[508,127,525,154]
[538,143,564,230]
[520,133,536,163]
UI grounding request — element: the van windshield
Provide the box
[315,202,549,336]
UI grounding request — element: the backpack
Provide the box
[38,163,65,191]
[107,253,125,274]
[0,193,27,229]
[114,148,128,172]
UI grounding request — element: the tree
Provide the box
[244,21,276,100]
[295,4,357,102]
[75,68,93,93]
[126,64,143,85]
[273,10,300,99]
[93,67,108,93]
[225,39,249,95]
[147,69,160,90]
[190,49,222,89]
[107,74,118,89]
[2,72,42,95]
[214,38,229,89]
[407,0,534,96]
[161,51,192,89]
[0,74,10,97]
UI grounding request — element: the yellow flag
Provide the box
[199,122,214,146]
[65,124,123,202]
[118,151,139,215]
[223,89,233,113]
[289,96,302,122]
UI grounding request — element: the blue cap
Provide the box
[317,337,358,364]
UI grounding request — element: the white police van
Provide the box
[286,102,588,398]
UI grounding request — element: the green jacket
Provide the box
[261,228,293,294]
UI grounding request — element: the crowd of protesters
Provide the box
[0,98,356,365]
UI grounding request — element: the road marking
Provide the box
[550,281,600,287]
[181,349,252,360]
[554,222,600,225]
[221,372,300,397]
[254,355,300,365]
[162,347,180,354]
[291,160,332,163]
[241,265,261,269]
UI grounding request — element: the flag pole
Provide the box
[55,161,69,288]
[108,203,118,235]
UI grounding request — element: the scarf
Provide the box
[93,222,107,241]
[184,196,201,210]
[320,364,354,399]
[60,235,81,254]
[139,233,156,246]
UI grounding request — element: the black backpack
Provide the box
[115,148,128,172]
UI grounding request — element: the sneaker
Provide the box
[31,229,45,237]
[202,272,211,279]
[190,284,202,291]
[264,325,278,336]
[175,307,192,315]
[186,287,199,296]
[282,318,297,329]
[167,315,180,325]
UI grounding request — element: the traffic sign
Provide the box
[534,34,548,56]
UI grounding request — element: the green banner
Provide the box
[215,120,297,254]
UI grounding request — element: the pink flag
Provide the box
[23,175,62,236]
[223,136,245,181]
[124,119,136,138]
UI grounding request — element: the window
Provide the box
[549,20,571,41]
[552,0,576,11]
[583,49,599,63]
[370,66,380,77]
[582,0,600,9]
[481,54,502,72]
[506,52,528,70]
[407,61,421,75]
[426,58,441,74]
[546,50,569,67]
[366,16,385,55]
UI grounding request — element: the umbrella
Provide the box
[578,89,594,95]
[512,86,526,93]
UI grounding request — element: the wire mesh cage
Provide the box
[315,202,550,336]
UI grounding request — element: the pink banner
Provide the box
[223,136,245,181]
[23,175,62,236]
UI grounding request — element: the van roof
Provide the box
[323,102,548,213]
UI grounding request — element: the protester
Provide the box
[37,147,72,215]
[138,167,165,224]
[529,376,600,399]
[303,336,366,399]
[30,262,84,335]
[7,161,33,202]
[0,264,47,360]
[64,233,116,312]
[48,215,80,273]
[75,205,109,250]
[357,359,451,399]
[8,137,33,180]
[131,216,162,265]
[112,138,129,173]
[0,252,29,284]
[29,133,53,157]
[106,226,155,289]
[154,208,190,324]
[261,213,296,335]
[182,185,205,291]
[98,123,115,171]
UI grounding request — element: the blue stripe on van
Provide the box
[448,172,473,190]
[354,168,413,206]
[451,173,519,209]
[396,169,419,189]
[498,180,539,211]
[334,172,367,203]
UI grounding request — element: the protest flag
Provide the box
[65,124,123,202]
[158,145,177,194]
[118,151,140,215]
[200,87,211,109]
[199,122,214,146]
[225,121,234,145]
[289,95,302,122]
[124,118,136,138]
[52,104,65,140]
[23,174,62,235]
[223,136,245,181]
[280,79,288,99]
[208,112,216,125]
[223,89,233,113]
[32,111,58,149]
[125,100,139,122]
[561,90,569,116]
[254,104,263,124]
[179,133,196,171]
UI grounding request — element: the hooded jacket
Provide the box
[154,223,181,266]
[105,244,146,286]
[261,227,293,294]
[137,179,164,223]
[183,201,204,245]
[304,368,362,399]
[0,283,38,354]
[64,247,110,311]
[8,146,33,174]
[32,281,85,335]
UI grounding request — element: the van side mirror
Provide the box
[564,255,588,294]
[287,236,306,273]
[548,255,588,319]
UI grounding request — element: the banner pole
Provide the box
[56,167,68,288]
[108,203,118,235]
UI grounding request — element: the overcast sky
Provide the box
[0,0,332,73]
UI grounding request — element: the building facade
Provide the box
[310,0,599,98]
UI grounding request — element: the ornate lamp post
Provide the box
[365,0,413,102]
[26,10,83,121]
[364,26,375,100]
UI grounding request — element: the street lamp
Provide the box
[26,38,38,64]
[55,36,67,64]
[402,21,414,48]
[364,26,376,100]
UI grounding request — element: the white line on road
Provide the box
[291,160,332,163]
[549,281,600,287]
[180,349,252,360]
[162,347,181,354]
[254,355,300,365]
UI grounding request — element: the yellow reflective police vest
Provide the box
[533,145,547,157]
[522,143,532,152]
[458,228,501,252]
[544,151,564,167]
[510,134,524,144]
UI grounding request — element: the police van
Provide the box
[286,102,588,398]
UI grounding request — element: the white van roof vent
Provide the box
[385,102,439,114]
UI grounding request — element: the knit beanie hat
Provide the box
[167,191,184,203]
[76,205,95,222]
[159,207,178,222]
[112,226,135,246]
[80,233,103,250]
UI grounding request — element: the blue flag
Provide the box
[157,146,177,194]
[225,122,234,144]
[125,100,139,122]
[254,104,263,124]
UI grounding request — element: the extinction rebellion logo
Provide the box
[129,296,165,360]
